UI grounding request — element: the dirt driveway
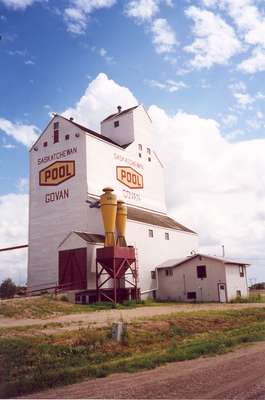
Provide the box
[24,341,265,399]
[1,302,265,331]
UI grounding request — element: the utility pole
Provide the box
[222,245,225,257]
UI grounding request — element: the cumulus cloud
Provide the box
[150,18,178,54]
[147,79,187,92]
[184,6,242,68]
[0,194,28,284]
[125,0,160,23]
[64,0,116,34]
[63,73,138,130]
[238,47,265,74]
[0,0,43,9]
[0,118,39,147]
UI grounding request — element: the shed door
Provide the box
[218,283,227,303]
[59,248,87,290]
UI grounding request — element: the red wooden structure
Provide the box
[58,248,87,290]
[96,246,138,304]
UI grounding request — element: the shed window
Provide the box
[147,147,151,154]
[236,290,241,297]
[148,157,151,162]
[151,270,156,279]
[197,265,207,279]
[165,232,169,240]
[53,121,59,130]
[138,144,142,151]
[148,229,154,238]
[65,134,70,140]
[114,120,119,128]
[54,130,59,144]
[43,141,48,147]
[165,269,173,277]
[187,291,197,300]
[139,153,142,158]
[239,265,244,277]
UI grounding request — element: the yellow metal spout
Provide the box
[100,187,117,247]
[116,200,127,247]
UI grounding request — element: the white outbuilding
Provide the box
[156,254,249,302]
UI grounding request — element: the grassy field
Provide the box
[2,307,265,397]
[0,295,162,319]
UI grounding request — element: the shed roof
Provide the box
[127,207,196,233]
[157,254,250,270]
[74,232,104,244]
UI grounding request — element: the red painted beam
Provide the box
[0,244,28,252]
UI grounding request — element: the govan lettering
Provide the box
[45,189,69,203]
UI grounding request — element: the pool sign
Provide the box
[116,166,143,189]
[39,161,75,186]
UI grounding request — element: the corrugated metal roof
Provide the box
[127,207,196,233]
[102,105,139,122]
[74,232,104,244]
[157,253,250,269]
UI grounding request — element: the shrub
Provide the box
[0,278,16,299]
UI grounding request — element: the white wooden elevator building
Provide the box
[27,105,248,302]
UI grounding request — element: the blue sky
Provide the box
[0,0,265,284]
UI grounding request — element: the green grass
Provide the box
[1,307,265,397]
[230,293,265,303]
[0,296,163,319]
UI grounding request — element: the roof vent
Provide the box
[117,105,122,114]
[70,117,74,122]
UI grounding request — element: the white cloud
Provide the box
[147,78,187,92]
[62,73,138,130]
[150,18,178,54]
[222,114,238,127]
[0,0,42,10]
[24,59,35,65]
[98,47,115,64]
[238,47,265,73]
[229,80,255,109]
[185,6,242,68]
[64,0,116,34]
[17,177,29,193]
[0,194,28,284]
[125,0,159,23]
[0,118,39,147]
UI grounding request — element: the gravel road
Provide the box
[24,341,265,399]
[1,302,265,330]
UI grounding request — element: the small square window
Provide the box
[165,269,173,277]
[54,130,59,143]
[43,141,48,147]
[148,229,154,238]
[236,290,241,297]
[187,291,196,300]
[65,134,70,140]
[53,121,59,130]
[147,148,151,154]
[165,232,169,240]
[114,120,119,128]
[151,271,156,279]
[138,144,142,151]
[197,265,207,279]
[148,157,151,162]
[139,153,142,158]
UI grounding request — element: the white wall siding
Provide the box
[225,265,248,301]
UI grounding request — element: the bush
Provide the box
[0,278,17,299]
[230,293,263,303]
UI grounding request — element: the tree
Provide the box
[0,278,16,299]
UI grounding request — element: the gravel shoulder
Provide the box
[1,302,265,331]
[23,340,265,399]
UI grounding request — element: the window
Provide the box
[148,229,154,238]
[114,120,119,128]
[187,291,197,300]
[147,147,151,155]
[139,153,142,158]
[197,265,207,279]
[236,290,241,297]
[43,141,48,147]
[65,134,70,140]
[239,265,244,277]
[165,232,169,240]
[165,269,173,277]
[53,121,59,130]
[54,130,59,143]
[151,270,156,280]
[148,157,151,162]
[138,144,142,151]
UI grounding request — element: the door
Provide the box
[218,283,227,303]
[59,248,87,290]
